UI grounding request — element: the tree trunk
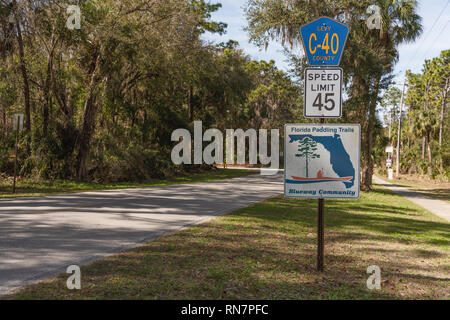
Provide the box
[407,104,411,148]
[1,106,5,138]
[427,132,432,176]
[349,67,369,189]
[361,76,380,190]
[189,85,194,122]
[306,155,309,178]
[75,47,101,180]
[43,47,55,137]
[427,141,432,164]
[422,137,426,160]
[13,2,31,153]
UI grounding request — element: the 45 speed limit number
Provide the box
[304,67,343,118]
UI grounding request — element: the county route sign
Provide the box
[284,124,360,199]
[304,67,343,118]
[299,16,350,66]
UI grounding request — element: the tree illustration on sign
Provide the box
[295,137,320,177]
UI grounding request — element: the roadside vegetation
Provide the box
[0,0,301,184]
[378,51,450,180]
[7,186,448,300]
[1,1,447,190]
[0,169,254,198]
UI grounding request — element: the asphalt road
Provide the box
[0,172,283,296]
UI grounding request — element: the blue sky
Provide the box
[202,0,450,83]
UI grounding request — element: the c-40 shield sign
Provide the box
[299,16,350,67]
[284,124,360,199]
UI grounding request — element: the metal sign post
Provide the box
[12,114,24,194]
[290,16,353,272]
[318,197,325,271]
[317,117,326,272]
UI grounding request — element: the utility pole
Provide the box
[387,108,393,179]
[389,107,392,143]
[396,82,406,179]
[439,77,449,171]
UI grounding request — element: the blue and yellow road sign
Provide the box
[299,17,350,67]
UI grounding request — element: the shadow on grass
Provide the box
[7,224,396,300]
[240,189,449,248]
[5,186,449,300]
[414,188,450,202]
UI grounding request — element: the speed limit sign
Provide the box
[304,67,343,118]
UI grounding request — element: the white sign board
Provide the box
[304,67,343,118]
[284,124,360,199]
[386,158,392,168]
[385,145,394,153]
[13,114,24,131]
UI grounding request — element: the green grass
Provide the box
[5,186,449,300]
[0,169,255,199]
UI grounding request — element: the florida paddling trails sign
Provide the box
[284,124,360,199]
